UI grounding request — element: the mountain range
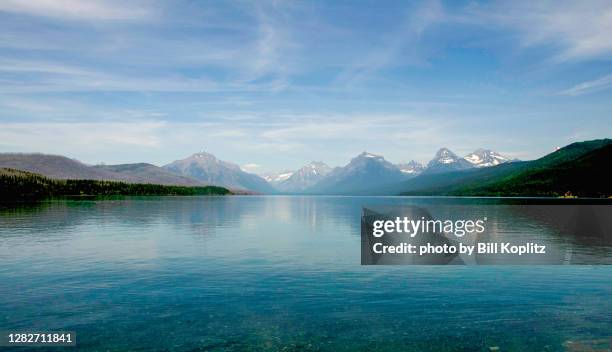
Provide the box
[2,140,609,197]
[0,153,135,182]
[94,163,202,186]
[463,149,513,167]
[306,152,411,194]
[381,139,611,197]
[424,148,474,174]
[0,148,517,194]
[264,161,332,193]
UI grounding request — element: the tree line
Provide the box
[0,168,230,201]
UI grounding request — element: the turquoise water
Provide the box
[0,196,610,351]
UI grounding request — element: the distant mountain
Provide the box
[423,148,474,174]
[463,149,513,167]
[397,160,424,175]
[306,152,410,194]
[5,140,607,197]
[94,163,202,186]
[388,139,611,197]
[381,162,528,196]
[0,153,136,181]
[454,139,612,197]
[262,170,294,184]
[273,161,332,193]
[163,152,275,193]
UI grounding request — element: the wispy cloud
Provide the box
[334,0,445,86]
[0,1,610,169]
[0,0,156,21]
[241,163,261,172]
[0,113,455,164]
[0,59,96,75]
[1,73,220,94]
[231,1,308,91]
[0,121,166,151]
[467,0,612,62]
[1,107,605,169]
[0,1,308,94]
[559,74,612,96]
[0,95,167,121]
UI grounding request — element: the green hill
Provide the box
[453,141,612,197]
[0,168,231,201]
[381,161,527,196]
[397,139,611,197]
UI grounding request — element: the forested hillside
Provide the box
[0,168,230,201]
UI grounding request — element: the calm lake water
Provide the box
[0,196,611,351]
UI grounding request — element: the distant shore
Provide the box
[0,168,231,201]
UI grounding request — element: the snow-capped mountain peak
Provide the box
[463,149,511,167]
[357,151,385,160]
[190,151,217,162]
[424,148,474,174]
[306,152,411,194]
[397,160,424,174]
[302,161,330,176]
[262,171,294,183]
[433,148,460,164]
[267,161,332,192]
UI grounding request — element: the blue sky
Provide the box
[0,0,611,173]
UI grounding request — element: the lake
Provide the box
[0,196,611,351]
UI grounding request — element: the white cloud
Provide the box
[0,1,307,94]
[0,59,220,93]
[0,113,458,165]
[241,163,261,172]
[558,74,612,96]
[334,0,445,86]
[0,121,165,152]
[209,130,248,138]
[230,2,304,89]
[0,1,609,169]
[0,59,96,75]
[468,0,612,62]
[0,0,155,21]
[0,109,599,169]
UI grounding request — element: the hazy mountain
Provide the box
[463,149,513,167]
[163,152,275,193]
[306,152,410,194]
[94,163,202,186]
[6,140,606,197]
[0,153,136,181]
[262,170,294,184]
[0,153,212,187]
[396,160,424,175]
[273,161,332,193]
[423,148,474,174]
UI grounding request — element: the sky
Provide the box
[0,0,611,173]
